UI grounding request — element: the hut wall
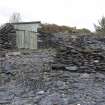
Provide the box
[16,30,37,49]
[14,24,40,32]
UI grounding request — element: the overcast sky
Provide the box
[0,0,105,31]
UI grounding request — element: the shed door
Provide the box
[29,32,37,49]
[16,31,37,49]
[16,30,25,48]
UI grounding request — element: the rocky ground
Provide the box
[1,35,105,105]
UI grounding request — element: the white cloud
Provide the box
[0,0,105,31]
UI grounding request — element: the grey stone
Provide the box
[1,35,105,105]
[6,52,21,57]
[56,80,65,87]
[80,73,90,79]
[65,66,78,71]
[39,93,66,105]
[4,62,12,70]
[36,91,45,95]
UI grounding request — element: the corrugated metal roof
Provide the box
[12,21,41,25]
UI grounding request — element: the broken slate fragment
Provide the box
[36,91,45,95]
[65,66,78,71]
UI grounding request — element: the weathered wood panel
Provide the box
[16,31,25,48]
[29,32,37,49]
[14,24,40,32]
[16,31,37,49]
[24,31,30,49]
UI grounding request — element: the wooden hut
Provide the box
[0,21,41,49]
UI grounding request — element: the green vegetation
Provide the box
[39,23,91,34]
[94,16,105,34]
[77,28,91,34]
[38,24,76,33]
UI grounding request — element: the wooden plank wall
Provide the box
[16,30,37,49]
